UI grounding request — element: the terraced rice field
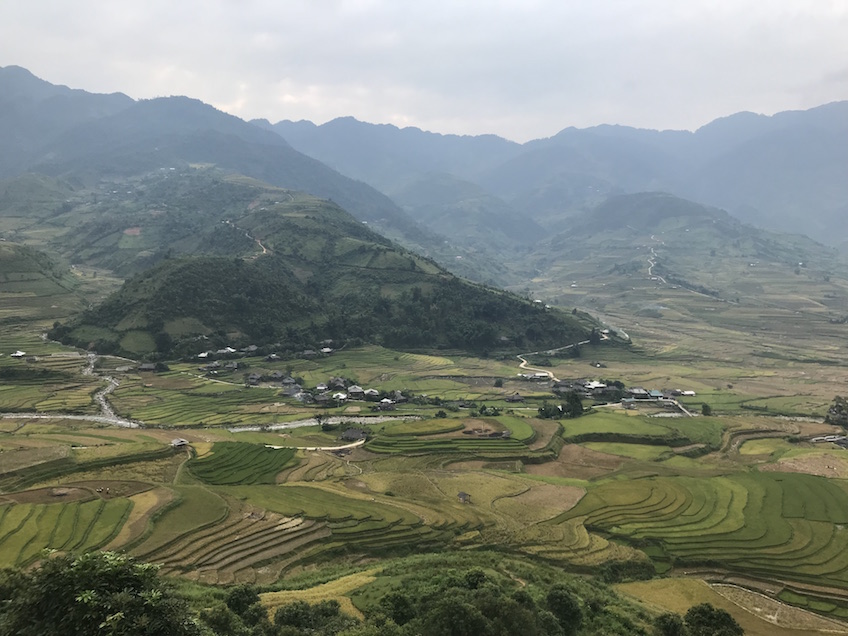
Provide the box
[135,502,332,585]
[188,443,296,485]
[553,472,848,588]
[365,435,535,456]
[0,497,132,567]
[111,384,283,426]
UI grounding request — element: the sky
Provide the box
[3,1,847,142]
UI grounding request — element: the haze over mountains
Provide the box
[2,64,846,319]
[269,102,848,249]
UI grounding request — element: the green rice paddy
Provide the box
[188,443,296,485]
[0,498,132,568]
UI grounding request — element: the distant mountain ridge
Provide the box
[0,66,446,259]
[269,102,848,248]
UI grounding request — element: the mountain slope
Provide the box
[518,192,843,305]
[0,67,448,258]
[52,172,590,356]
[268,116,521,191]
[269,103,848,247]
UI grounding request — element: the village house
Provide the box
[340,428,367,442]
[347,385,365,399]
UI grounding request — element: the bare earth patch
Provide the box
[525,443,623,479]
[5,486,92,504]
[123,226,141,235]
[712,584,848,634]
[760,452,848,478]
[527,419,561,450]
[66,480,153,498]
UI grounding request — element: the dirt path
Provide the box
[516,331,610,383]
[265,439,366,452]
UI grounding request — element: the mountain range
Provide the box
[269,101,848,250]
[2,64,846,356]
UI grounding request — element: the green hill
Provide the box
[51,173,589,356]
[0,241,85,322]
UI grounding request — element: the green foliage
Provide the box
[274,599,357,634]
[684,603,743,636]
[825,396,848,428]
[0,551,201,636]
[46,170,589,356]
[225,585,261,616]
[546,585,582,635]
[653,613,685,636]
[538,393,584,419]
[700,403,712,416]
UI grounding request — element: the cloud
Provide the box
[2,0,846,141]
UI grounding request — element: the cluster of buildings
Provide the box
[195,342,335,360]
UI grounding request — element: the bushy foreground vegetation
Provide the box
[3,551,737,636]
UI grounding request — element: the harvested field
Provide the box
[524,443,623,479]
[261,569,381,619]
[492,482,585,523]
[713,584,848,633]
[618,578,845,636]
[760,452,848,479]
[0,445,70,474]
[527,419,561,450]
[36,454,185,486]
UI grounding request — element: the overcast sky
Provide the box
[3,1,847,141]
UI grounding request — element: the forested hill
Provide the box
[0,66,442,255]
[51,174,589,357]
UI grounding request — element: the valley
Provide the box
[1,65,848,635]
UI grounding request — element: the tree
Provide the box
[562,392,584,419]
[0,551,201,636]
[701,403,712,416]
[654,612,686,636]
[546,584,582,635]
[225,584,260,617]
[421,597,490,636]
[378,591,417,625]
[826,396,848,428]
[494,378,504,388]
[684,603,744,636]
